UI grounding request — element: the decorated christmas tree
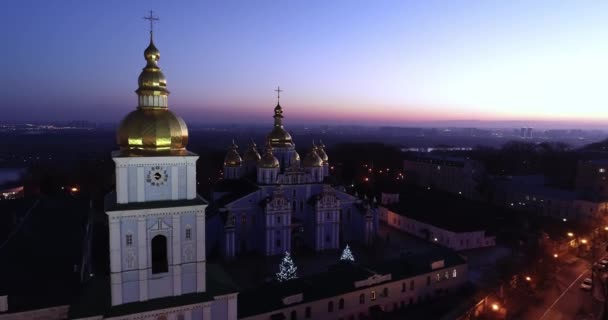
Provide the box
[340,244,355,262]
[276,251,298,282]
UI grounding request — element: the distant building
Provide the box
[403,155,484,199]
[493,175,608,222]
[575,160,608,201]
[379,189,496,250]
[520,127,533,139]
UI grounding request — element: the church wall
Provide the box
[178,166,187,199]
[121,270,140,303]
[182,263,197,293]
[211,297,228,319]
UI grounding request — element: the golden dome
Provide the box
[291,150,300,162]
[258,142,280,168]
[303,145,323,167]
[116,31,188,154]
[315,140,329,163]
[117,108,188,153]
[267,103,294,148]
[243,141,261,162]
[224,140,242,167]
[137,33,169,97]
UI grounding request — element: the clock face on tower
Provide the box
[146,166,169,186]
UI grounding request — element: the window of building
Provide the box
[241,215,247,225]
[410,280,414,290]
[151,235,168,274]
[126,234,133,246]
[276,239,281,248]
[401,282,406,292]
[185,227,192,241]
[426,276,431,286]
[325,234,331,243]
[291,310,297,320]
[293,189,297,198]
[293,200,296,211]
[383,287,388,297]
[328,301,334,312]
[339,298,344,310]
[371,290,377,301]
[277,216,281,224]
[436,273,441,282]
[444,271,449,280]
[300,201,304,211]
[347,209,351,221]
[453,269,457,278]
[326,212,330,220]
[305,307,311,319]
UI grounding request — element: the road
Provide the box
[517,255,603,320]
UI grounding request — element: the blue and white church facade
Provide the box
[208,99,379,259]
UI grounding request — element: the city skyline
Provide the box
[3,0,608,127]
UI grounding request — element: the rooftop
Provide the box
[385,187,501,233]
[237,249,466,318]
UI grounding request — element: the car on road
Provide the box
[581,278,593,290]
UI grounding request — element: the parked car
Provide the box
[581,278,593,290]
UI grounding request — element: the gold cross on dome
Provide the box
[144,10,159,33]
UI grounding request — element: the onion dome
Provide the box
[303,144,323,167]
[291,150,301,162]
[258,141,280,168]
[224,140,242,167]
[315,140,329,164]
[267,102,294,148]
[243,140,262,162]
[117,31,188,154]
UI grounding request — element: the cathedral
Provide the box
[207,95,377,258]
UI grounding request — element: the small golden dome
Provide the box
[144,37,160,62]
[243,141,261,162]
[267,103,294,148]
[291,150,300,162]
[224,140,242,167]
[117,108,188,153]
[258,142,280,168]
[137,33,169,97]
[315,140,329,163]
[303,145,323,167]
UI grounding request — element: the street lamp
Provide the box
[563,218,567,222]
[604,226,608,231]
[525,276,532,282]
[581,239,588,244]
[491,303,500,311]
[567,232,574,238]
[553,253,558,258]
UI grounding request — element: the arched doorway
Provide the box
[152,235,168,274]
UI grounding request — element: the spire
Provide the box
[273,86,284,127]
[137,11,169,109]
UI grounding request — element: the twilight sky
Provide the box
[3,0,608,126]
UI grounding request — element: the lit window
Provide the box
[185,228,192,240]
[444,271,449,280]
[371,290,377,301]
[453,269,457,278]
[436,273,441,282]
[600,168,606,173]
[126,234,133,246]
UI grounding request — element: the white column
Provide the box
[172,215,182,296]
[227,295,238,320]
[195,210,206,292]
[109,213,123,306]
[137,167,145,202]
[187,163,197,199]
[117,166,128,203]
[137,217,148,301]
[171,166,179,200]
[202,302,212,319]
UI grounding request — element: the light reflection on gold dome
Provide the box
[243,141,261,162]
[117,108,188,153]
[316,140,329,163]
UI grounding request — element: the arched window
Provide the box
[290,310,297,320]
[359,293,365,304]
[339,298,344,310]
[401,282,406,292]
[305,307,311,319]
[383,287,388,297]
[453,269,457,278]
[328,301,334,312]
[151,235,168,274]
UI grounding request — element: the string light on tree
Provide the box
[340,244,355,262]
[276,251,298,282]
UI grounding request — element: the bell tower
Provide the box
[105,13,207,306]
